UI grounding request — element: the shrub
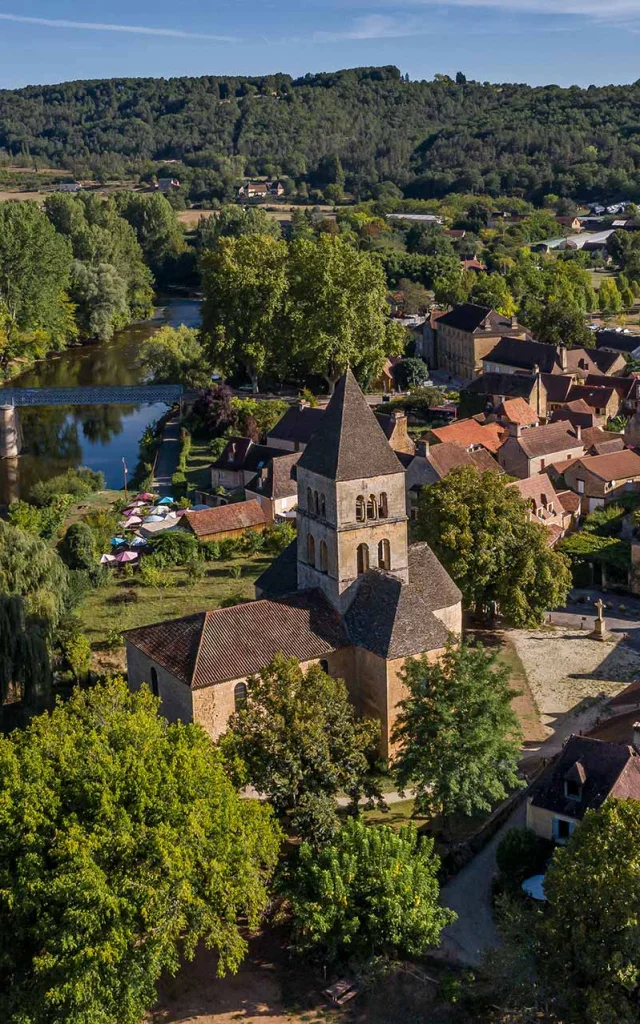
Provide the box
[219,538,239,560]
[229,564,242,580]
[200,540,221,561]
[58,522,96,570]
[242,530,265,554]
[186,559,207,584]
[139,562,175,589]
[496,827,548,883]
[263,521,295,555]
[148,530,199,566]
[28,467,105,507]
[104,627,124,650]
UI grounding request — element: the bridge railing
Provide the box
[0,385,184,407]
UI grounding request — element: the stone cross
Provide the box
[595,598,605,621]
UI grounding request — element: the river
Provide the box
[0,299,201,505]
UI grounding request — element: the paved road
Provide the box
[153,419,181,497]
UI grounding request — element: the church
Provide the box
[124,371,462,755]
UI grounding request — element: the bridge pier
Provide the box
[0,405,21,459]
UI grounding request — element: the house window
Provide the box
[378,539,391,570]
[357,543,370,575]
[366,495,378,520]
[379,492,388,518]
[356,495,365,522]
[234,681,247,711]
[319,659,329,674]
[314,491,320,515]
[319,539,328,573]
[320,494,326,518]
[150,666,159,697]
[307,533,315,567]
[564,779,582,801]
[553,817,574,844]
[577,479,584,494]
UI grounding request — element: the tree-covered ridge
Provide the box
[3,66,640,200]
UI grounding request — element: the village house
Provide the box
[244,452,300,520]
[157,178,180,193]
[526,735,640,844]
[429,418,507,455]
[124,371,462,757]
[556,216,582,231]
[550,398,600,430]
[559,449,640,513]
[498,421,584,478]
[237,180,284,199]
[493,397,539,429]
[396,439,501,520]
[557,383,620,423]
[180,500,269,542]
[482,337,625,379]
[580,426,626,456]
[596,328,640,358]
[509,473,572,546]
[461,372,548,420]
[266,403,325,452]
[429,303,529,379]
[211,438,291,491]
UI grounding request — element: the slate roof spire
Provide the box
[297,369,404,481]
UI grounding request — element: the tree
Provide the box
[70,260,129,341]
[200,234,288,392]
[195,206,281,249]
[522,300,592,348]
[391,357,429,390]
[225,654,381,842]
[598,277,623,314]
[396,277,431,314]
[0,201,75,374]
[496,827,546,882]
[0,520,71,631]
[283,819,454,961]
[0,678,281,1024]
[58,521,96,570]
[392,641,523,819]
[539,799,640,1022]
[470,273,516,316]
[415,466,572,625]
[140,324,211,388]
[288,235,406,393]
[115,191,185,279]
[0,595,51,724]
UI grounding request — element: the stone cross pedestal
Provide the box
[589,598,610,642]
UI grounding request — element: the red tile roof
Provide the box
[496,397,539,426]
[431,419,507,454]
[183,500,268,538]
[124,591,348,688]
[575,449,640,482]
[515,421,583,459]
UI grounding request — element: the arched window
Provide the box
[357,543,370,575]
[320,494,326,518]
[307,533,316,566]
[379,492,388,518]
[367,495,378,520]
[319,539,328,573]
[314,490,320,515]
[319,659,329,674]
[307,486,313,511]
[150,666,159,697]
[378,538,391,570]
[356,495,365,522]
[234,681,247,712]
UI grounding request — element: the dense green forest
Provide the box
[2,66,640,201]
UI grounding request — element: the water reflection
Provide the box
[1,300,201,503]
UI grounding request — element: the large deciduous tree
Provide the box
[0,678,281,1024]
[200,233,289,392]
[392,641,523,819]
[140,324,211,388]
[540,799,640,1023]
[288,234,406,393]
[283,819,454,961]
[224,653,381,843]
[416,467,572,625]
[0,520,71,631]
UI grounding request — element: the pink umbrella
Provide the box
[115,550,138,563]
[123,516,143,527]
[136,492,156,501]
[100,553,116,564]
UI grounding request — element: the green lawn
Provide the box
[80,552,272,648]
[184,439,215,494]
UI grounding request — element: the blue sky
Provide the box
[1,0,640,90]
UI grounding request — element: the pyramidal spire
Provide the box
[298,369,403,481]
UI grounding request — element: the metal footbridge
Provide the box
[0,385,183,407]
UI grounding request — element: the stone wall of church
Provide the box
[433,601,463,636]
[352,646,391,754]
[125,642,193,725]
[385,646,449,755]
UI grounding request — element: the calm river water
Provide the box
[0,299,201,505]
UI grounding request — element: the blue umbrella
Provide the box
[110,536,127,546]
[158,496,174,505]
[129,536,147,548]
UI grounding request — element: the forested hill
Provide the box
[3,65,640,200]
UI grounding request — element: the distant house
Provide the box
[57,182,82,193]
[432,303,529,379]
[461,372,547,420]
[181,499,268,542]
[498,421,584,478]
[550,398,600,430]
[556,216,582,231]
[581,425,626,456]
[509,473,571,545]
[482,338,622,379]
[494,397,539,429]
[371,356,403,394]
[398,439,501,520]
[386,213,442,224]
[157,178,180,193]
[596,329,640,358]
[237,180,283,199]
[527,735,640,844]
[244,452,300,521]
[560,449,640,513]
[266,403,325,453]
[560,383,620,422]
[430,418,507,455]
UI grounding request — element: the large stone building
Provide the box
[429,302,529,379]
[125,371,462,755]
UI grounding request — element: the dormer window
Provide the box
[564,759,586,802]
[565,779,582,800]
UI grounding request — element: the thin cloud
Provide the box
[314,13,429,39]
[0,12,237,42]
[400,0,640,17]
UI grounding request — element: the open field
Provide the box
[0,190,50,203]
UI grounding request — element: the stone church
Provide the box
[125,371,462,755]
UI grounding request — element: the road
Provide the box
[153,419,181,497]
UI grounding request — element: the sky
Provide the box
[1,0,640,90]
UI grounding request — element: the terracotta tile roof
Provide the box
[572,449,640,482]
[581,426,625,454]
[496,397,539,426]
[298,370,403,482]
[515,421,582,459]
[183,500,268,538]
[556,489,581,513]
[509,473,560,510]
[430,419,507,453]
[427,441,479,478]
[530,735,640,820]
[124,590,347,688]
[546,523,564,546]
[344,542,461,659]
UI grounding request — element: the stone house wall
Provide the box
[126,642,193,725]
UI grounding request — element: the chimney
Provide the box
[575,424,582,442]
[508,421,523,439]
[633,722,640,753]
[416,439,430,458]
[297,399,308,411]
[559,346,568,372]
[510,315,518,329]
